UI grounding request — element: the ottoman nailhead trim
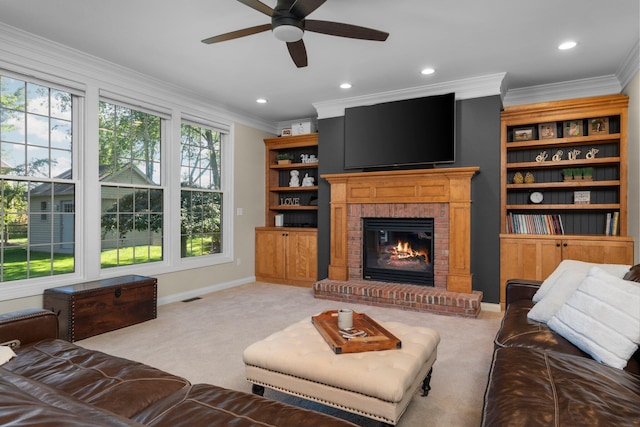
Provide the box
[246,366,395,404]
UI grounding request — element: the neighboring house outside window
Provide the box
[98,101,163,268]
[0,75,75,282]
[180,122,223,258]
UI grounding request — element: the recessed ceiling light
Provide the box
[421,68,435,75]
[340,83,352,89]
[256,98,268,104]
[558,41,577,50]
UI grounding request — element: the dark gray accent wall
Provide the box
[317,115,346,283]
[317,95,502,303]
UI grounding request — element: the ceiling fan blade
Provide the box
[305,20,389,41]
[287,40,308,68]
[201,24,272,44]
[290,0,326,19]
[237,0,273,17]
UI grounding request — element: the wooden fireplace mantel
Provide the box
[322,167,479,293]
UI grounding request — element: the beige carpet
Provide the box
[79,282,503,426]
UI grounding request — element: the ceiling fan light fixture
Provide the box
[273,25,304,42]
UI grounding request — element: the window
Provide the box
[0,75,75,282]
[180,123,222,257]
[0,66,232,296]
[98,101,163,268]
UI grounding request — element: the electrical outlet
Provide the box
[236,257,241,266]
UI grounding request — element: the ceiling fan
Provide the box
[201,0,389,68]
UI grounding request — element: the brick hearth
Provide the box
[314,279,483,318]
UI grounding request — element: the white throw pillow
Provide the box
[0,346,16,365]
[527,268,586,323]
[547,267,640,369]
[532,260,631,303]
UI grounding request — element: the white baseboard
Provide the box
[157,276,256,306]
[481,302,502,313]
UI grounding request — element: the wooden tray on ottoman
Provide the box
[311,310,401,354]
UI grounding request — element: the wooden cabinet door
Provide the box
[499,237,561,304]
[500,235,634,305]
[286,230,318,283]
[561,239,634,265]
[255,230,286,281]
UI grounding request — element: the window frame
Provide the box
[98,98,166,270]
[0,66,236,302]
[175,116,233,267]
[0,70,84,298]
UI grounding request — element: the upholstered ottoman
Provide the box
[243,315,440,425]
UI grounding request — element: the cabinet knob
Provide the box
[114,288,122,298]
[556,243,561,247]
[563,242,568,247]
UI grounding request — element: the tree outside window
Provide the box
[180,123,222,257]
[0,75,75,282]
[98,101,163,268]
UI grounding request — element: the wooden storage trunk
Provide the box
[43,275,157,342]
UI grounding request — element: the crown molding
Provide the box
[502,75,622,107]
[504,39,639,106]
[0,23,277,134]
[617,39,640,90]
[313,73,507,119]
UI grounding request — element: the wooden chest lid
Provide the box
[43,275,156,296]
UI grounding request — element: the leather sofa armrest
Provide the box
[505,279,542,305]
[0,309,58,348]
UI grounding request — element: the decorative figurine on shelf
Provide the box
[568,149,581,160]
[301,173,315,187]
[513,172,524,184]
[289,170,300,187]
[524,172,535,183]
[585,148,599,159]
[535,151,548,162]
[552,150,563,161]
[300,154,319,164]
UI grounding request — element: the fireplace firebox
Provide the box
[362,218,434,286]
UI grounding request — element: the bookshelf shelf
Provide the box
[498,94,634,306]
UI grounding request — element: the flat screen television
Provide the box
[344,93,455,170]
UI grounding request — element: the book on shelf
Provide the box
[507,213,564,235]
[605,212,619,236]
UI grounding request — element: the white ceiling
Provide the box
[0,0,638,125]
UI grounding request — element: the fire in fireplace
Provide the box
[362,218,434,286]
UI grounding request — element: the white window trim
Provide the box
[171,117,234,269]
[0,80,85,300]
[0,84,235,301]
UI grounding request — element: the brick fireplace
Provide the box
[314,167,483,317]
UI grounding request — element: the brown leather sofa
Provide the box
[481,278,640,426]
[0,308,357,427]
